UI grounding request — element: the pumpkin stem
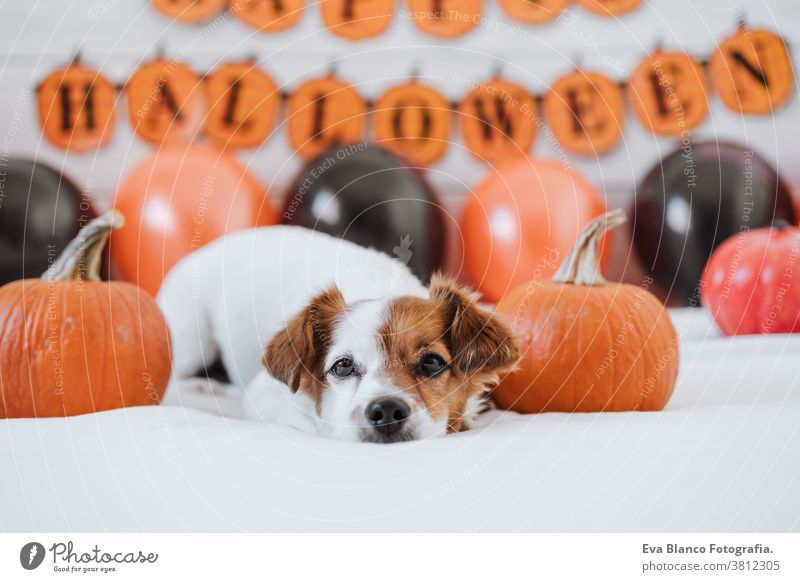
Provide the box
[42,210,124,282]
[552,209,626,286]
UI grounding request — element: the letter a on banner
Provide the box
[37,60,116,151]
[628,51,708,136]
[286,75,367,159]
[544,70,625,155]
[710,26,794,114]
[459,77,537,163]
[126,58,205,144]
[372,80,451,166]
[203,61,280,148]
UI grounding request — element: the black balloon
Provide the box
[0,159,94,285]
[283,144,446,281]
[632,141,796,305]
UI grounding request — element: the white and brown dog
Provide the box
[158,226,519,443]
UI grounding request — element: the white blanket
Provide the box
[2,309,798,532]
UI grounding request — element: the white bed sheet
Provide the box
[2,309,799,532]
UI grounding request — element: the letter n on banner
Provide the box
[710,26,794,115]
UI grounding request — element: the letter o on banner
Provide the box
[37,62,116,151]
[406,0,483,38]
[322,0,395,40]
[126,59,205,144]
[372,80,451,166]
[286,75,367,159]
[576,0,642,16]
[544,70,625,156]
[709,26,793,114]
[628,52,708,136]
[231,0,306,32]
[459,78,537,163]
[498,0,569,24]
[151,0,225,22]
[203,61,280,148]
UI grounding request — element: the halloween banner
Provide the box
[37,25,794,164]
[151,0,644,36]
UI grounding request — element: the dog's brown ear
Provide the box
[430,274,519,374]
[263,286,345,392]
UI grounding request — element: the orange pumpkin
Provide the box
[628,51,708,136]
[286,75,367,159]
[576,0,642,16]
[203,61,280,148]
[231,0,305,32]
[322,0,394,40]
[152,0,225,22]
[0,212,172,418]
[372,80,451,166]
[37,62,116,152]
[406,0,482,38]
[544,69,625,155]
[709,26,793,114]
[493,210,679,413]
[126,58,205,144]
[458,77,537,164]
[498,0,569,24]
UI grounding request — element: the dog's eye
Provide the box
[417,353,448,378]
[331,357,355,378]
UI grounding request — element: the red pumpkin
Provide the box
[0,212,172,418]
[701,223,800,336]
[493,210,678,413]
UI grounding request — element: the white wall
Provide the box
[2,0,799,283]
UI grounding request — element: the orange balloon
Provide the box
[111,142,277,296]
[460,159,607,303]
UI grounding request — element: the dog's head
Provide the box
[263,274,519,443]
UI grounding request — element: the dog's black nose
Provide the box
[366,398,410,437]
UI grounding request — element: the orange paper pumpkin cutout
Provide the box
[38,63,116,151]
[498,0,569,24]
[151,0,225,22]
[126,59,205,144]
[628,52,708,136]
[231,0,305,32]
[286,76,367,159]
[322,0,395,40]
[406,0,482,38]
[459,78,537,163]
[710,27,793,114]
[372,81,451,166]
[203,62,280,148]
[544,70,625,155]
[576,0,642,16]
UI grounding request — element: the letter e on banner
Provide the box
[544,70,625,155]
[628,51,708,136]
